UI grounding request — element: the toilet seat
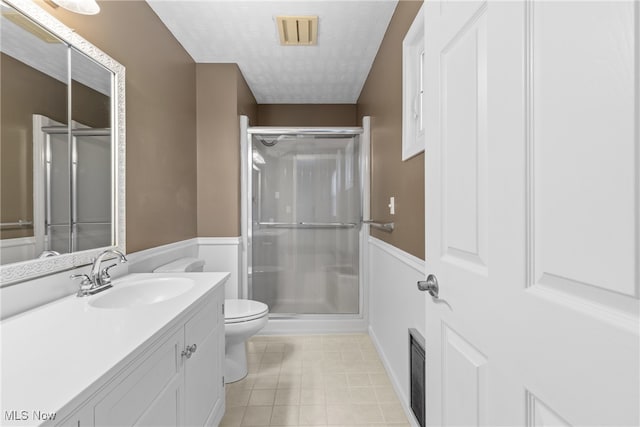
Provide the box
[225,299,268,324]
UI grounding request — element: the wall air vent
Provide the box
[276,15,318,46]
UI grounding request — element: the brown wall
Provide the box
[357,1,425,259]
[196,64,257,237]
[72,80,111,128]
[42,1,198,252]
[238,70,258,120]
[257,104,357,127]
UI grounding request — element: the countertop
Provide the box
[0,272,229,426]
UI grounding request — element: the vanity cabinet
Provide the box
[56,285,225,427]
[184,291,225,426]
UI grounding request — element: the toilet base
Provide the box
[225,340,248,383]
[223,310,268,384]
[150,270,269,385]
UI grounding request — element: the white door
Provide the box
[423,1,639,426]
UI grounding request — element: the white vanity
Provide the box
[1,1,228,425]
[1,272,228,426]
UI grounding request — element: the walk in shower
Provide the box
[244,124,368,319]
[34,115,112,256]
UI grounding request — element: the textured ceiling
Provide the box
[146,0,398,104]
[1,3,111,96]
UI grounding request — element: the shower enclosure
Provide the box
[244,124,367,318]
[34,114,112,256]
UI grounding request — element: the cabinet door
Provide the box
[183,292,224,426]
[93,328,184,426]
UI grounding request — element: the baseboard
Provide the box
[369,325,420,427]
[259,317,368,335]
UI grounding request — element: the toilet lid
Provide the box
[225,299,269,323]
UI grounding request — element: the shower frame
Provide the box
[239,116,371,333]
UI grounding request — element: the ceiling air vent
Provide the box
[276,15,318,46]
[2,7,60,43]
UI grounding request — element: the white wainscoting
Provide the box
[196,237,241,300]
[367,236,425,427]
[125,238,198,273]
[0,237,37,264]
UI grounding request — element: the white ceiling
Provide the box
[145,0,398,104]
[1,3,111,96]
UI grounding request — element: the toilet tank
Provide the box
[153,257,205,273]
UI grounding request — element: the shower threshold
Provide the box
[267,300,358,316]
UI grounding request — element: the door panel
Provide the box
[529,0,638,299]
[442,325,488,427]
[93,329,183,426]
[424,1,639,426]
[441,4,488,274]
[522,3,639,423]
[526,392,572,427]
[136,387,180,427]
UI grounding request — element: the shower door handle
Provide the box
[417,274,439,299]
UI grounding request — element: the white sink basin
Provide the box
[89,277,195,309]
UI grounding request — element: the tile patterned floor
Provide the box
[220,334,411,427]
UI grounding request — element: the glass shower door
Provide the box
[73,132,112,251]
[42,123,112,254]
[250,134,361,315]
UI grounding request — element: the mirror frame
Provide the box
[0,0,125,285]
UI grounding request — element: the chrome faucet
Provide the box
[90,249,128,287]
[72,249,128,297]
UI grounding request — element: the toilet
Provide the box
[153,257,269,383]
[223,298,268,382]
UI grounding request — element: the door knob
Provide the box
[417,274,439,298]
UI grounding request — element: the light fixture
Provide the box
[2,7,60,42]
[50,0,100,15]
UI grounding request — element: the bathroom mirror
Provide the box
[0,0,125,284]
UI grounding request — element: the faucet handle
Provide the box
[101,263,118,283]
[71,273,92,297]
[71,273,91,284]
